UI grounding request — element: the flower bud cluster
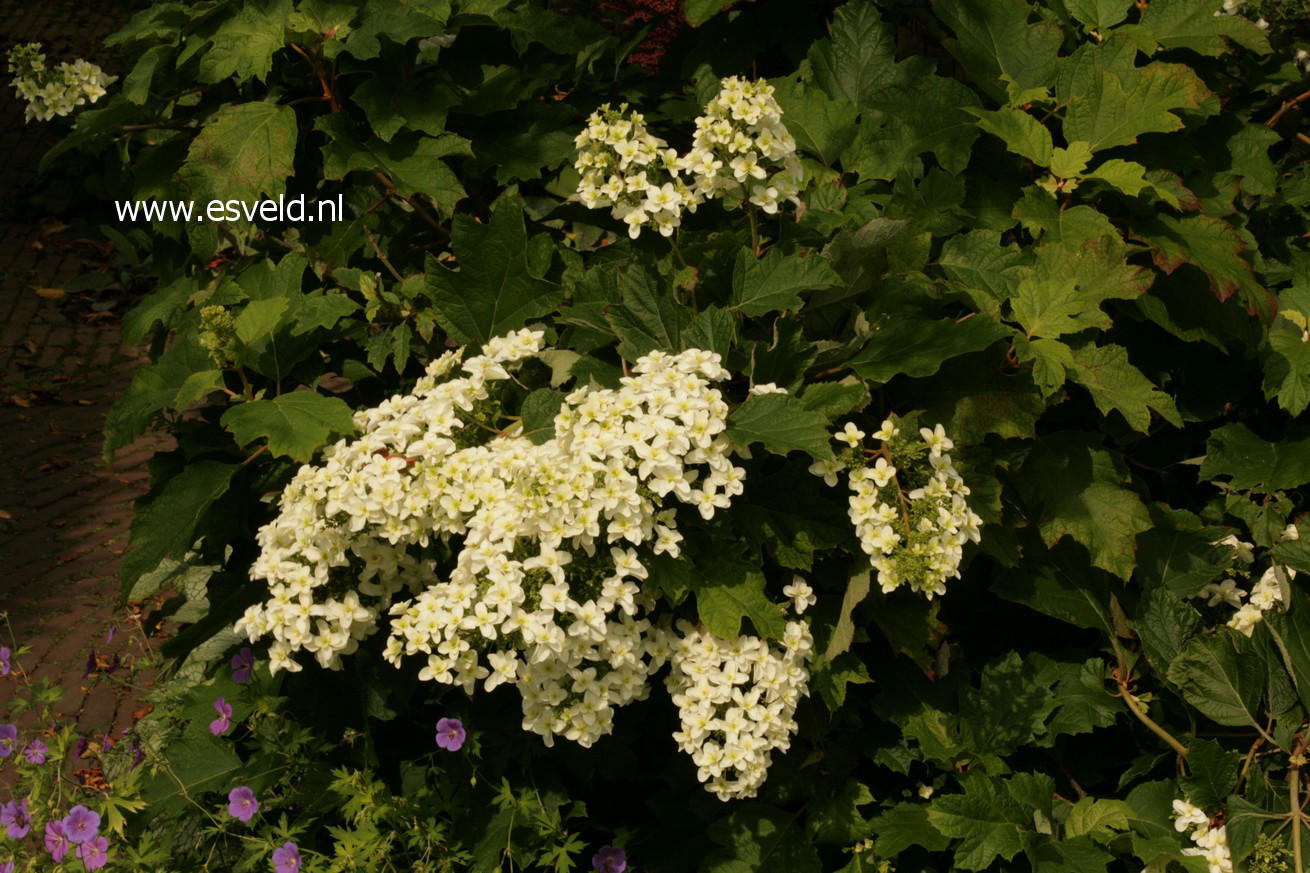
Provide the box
[573,77,801,239]
[1196,526,1299,636]
[683,76,802,215]
[8,43,114,123]
[809,417,981,598]
[573,103,691,239]
[1172,798,1231,873]
[236,331,751,752]
[664,610,813,801]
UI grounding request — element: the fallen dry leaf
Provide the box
[35,287,67,300]
[0,509,12,520]
[19,340,37,354]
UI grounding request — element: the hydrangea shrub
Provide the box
[20,0,1310,869]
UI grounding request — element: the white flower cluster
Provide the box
[809,418,981,598]
[8,44,114,123]
[665,611,813,801]
[236,330,758,754]
[1173,798,1231,873]
[1195,526,1299,636]
[573,77,802,239]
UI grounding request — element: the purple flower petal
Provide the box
[231,647,254,684]
[227,786,258,823]
[272,841,302,873]
[45,820,70,863]
[23,738,46,764]
[61,805,101,846]
[592,845,628,873]
[435,717,466,751]
[77,835,109,870]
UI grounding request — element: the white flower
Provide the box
[748,383,787,396]
[836,422,865,449]
[782,577,816,614]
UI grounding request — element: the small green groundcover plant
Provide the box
[7,0,1310,869]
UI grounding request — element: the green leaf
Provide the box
[1178,738,1240,809]
[103,339,224,461]
[1082,158,1153,196]
[182,102,297,202]
[771,78,858,168]
[938,230,1029,308]
[1044,658,1121,739]
[731,248,842,317]
[684,0,734,26]
[318,115,470,213]
[197,0,290,84]
[969,106,1053,166]
[1068,343,1183,433]
[424,199,560,345]
[220,392,357,462]
[994,551,1115,634]
[121,461,234,591]
[704,802,821,873]
[1064,0,1133,31]
[606,266,691,359]
[726,394,834,461]
[808,781,875,845]
[1019,433,1153,579]
[1198,423,1310,492]
[1051,142,1094,178]
[1062,62,1209,152]
[870,803,952,857]
[854,74,981,179]
[960,652,1057,758]
[692,556,787,640]
[1065,797,1134,839]
[934,0,1063,103]
[927,774,1030,871]
[1014,336,1073,397]
[1265,587,1310,713]
[342,0,451,59]
[1166,634,1265,728]
[1134,587,1203,680]
[798,379,869,421]
[811,651,872,710]
[137,726,243,819]
[847,310,1007,383]
[1227,124,1281,196]
[519,388,564,444]
[806,0,903,106]
[916,352,1045,443]
[1013,188,1119,245]
[824,569,871,662]
[1141,214,1277,323]
[1139,0,1270,55]
[1263,319,1310,416]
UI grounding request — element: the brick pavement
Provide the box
[0,2,160,744]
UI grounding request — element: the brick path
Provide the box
[0,2,158,740]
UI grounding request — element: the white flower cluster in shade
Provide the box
[235,330,762,755]
[1196,526,1299,636]
[1173,798,1231,873]
[665,610,813,801]
[8,44,115,123]
[573,77,803,239]
[809,419,981,598]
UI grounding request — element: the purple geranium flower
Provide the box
[435,717,466,751]
[0,646,10,676]
[105,626,116,644]
[0,724,16,758]
[1,799,30,839]
[592,845,627,873]
[210,697,232,736]
[24,738,48,764]
[62,805,101,845]
[0,859,12,873]
[77,835,109,870]
[228,786,258,822]
[231,647,254,684]
[272,841,302,873]
[45,820,70,863]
